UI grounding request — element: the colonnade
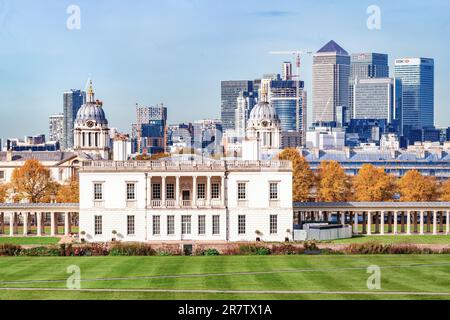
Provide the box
[0,211,77,236]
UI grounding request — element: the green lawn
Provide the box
[328,235,450,245]
[0,237,60,245]
[0,255,449,300]
[1,226,78,235]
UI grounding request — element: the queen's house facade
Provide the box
[78,160,293,242]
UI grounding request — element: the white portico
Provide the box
[78,160,293,243]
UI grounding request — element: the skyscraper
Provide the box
[132,103,168,154]
[353,78,397,123]
[395,58,434,132]
[312,40,350,125]
[221,81,254,131]
[63,89,86,150]
[49,114,64,143]
[349,53,389,121]
[235,91,257,138]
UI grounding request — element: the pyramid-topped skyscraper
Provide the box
[312,40,350,125]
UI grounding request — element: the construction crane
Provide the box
[269,50,312,147]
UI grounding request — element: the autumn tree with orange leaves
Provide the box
[397,170,439,201]
[353,164,396,201]
[439,179,450,201]
[10,159,58,203]
[316,161,351,202]
[278,148,314,202]
[56,178,80,203]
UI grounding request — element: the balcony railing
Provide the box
[211,199,223,208]
[269,200,280,208]
[165,200,176,208]
[126,201,137,208]
[181,200,192,208]
[151,200,162,208]
[93,200,104,208]
[237,200,248,208]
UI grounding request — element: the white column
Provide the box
[64,212,70,236]
[192,176,197,207]
[50,212,56,236]
[433,211,437,235]
[407,211,411,235]
[353,212,359,234]
[221,175,225,206]
[341,212,345,225]
[37,212,42,236]
[393,211,398,235]
[207,176,212,207]
[446,211,449,235]
[9,212,14,236]
[367,212,372,235]
[23,213,28,236]
[161,176,166,207]
[175,176,180,208]
[380,211,385,235]
[420,211,424,235]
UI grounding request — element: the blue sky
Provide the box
[1,0,449,139]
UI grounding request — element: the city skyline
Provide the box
[1,0,450,139]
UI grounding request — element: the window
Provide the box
[238,215,246,235]
[212,215,220,235]
[94,216,102,235]
[270,183,279,200]
[181,216,191,235]
[127,215,135,235]
[166,184,175,200]
[237,183,247,200]
[94,183,103,200]
[197,184,206,199]
[0,171,4,180]
[152,184,161,200]
[126,183,136,201]
[167,216,175,235]
[270,215,278,234]
[211,183,220,199]
[152,216,161,235]
[198,215,206,235]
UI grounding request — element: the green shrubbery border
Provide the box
[1,241,449,257]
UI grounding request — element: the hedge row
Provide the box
[1,242,449,257]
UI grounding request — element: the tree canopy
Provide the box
[397,170,439,202]
[278,148,314,202]
[10,159,58,203]
[316,161,351,202]
[56,178,80,203]
[353,164,396,201]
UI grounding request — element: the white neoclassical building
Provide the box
[78,160,293,242]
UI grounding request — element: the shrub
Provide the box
[0,244,22,256]
[19,246,60,257]
[271,244,304,255]
[201,248,220,256]
[303,241,319,252]
[156,245,182,256]
[109,243,155,256]
[222,245,240,256]
[238,245,271,255]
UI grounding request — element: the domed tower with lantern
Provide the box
[74,81,111,160]
[243,79,281,160]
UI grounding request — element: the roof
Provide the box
[317,40,348,55]
[294,202,450,209]
[0,151,78,163]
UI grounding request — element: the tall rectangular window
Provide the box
[270,215,278,234]
[167,216,175,235]
[238,215,246,235]
[94,215,102,235]
[152,184,161,200]
[198,215,206,235]
[269,183,279,200]
[152,216,161,235]
[166,184,175,200]
[197,184,206,199]
[237,183,247,200]
[94,183,103,200]
[0,171,5,180]
[181,216,191,235]
[127,215,135,235]
[126,183,136,201]
[211,183,220,199]
[212,215,220,235]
